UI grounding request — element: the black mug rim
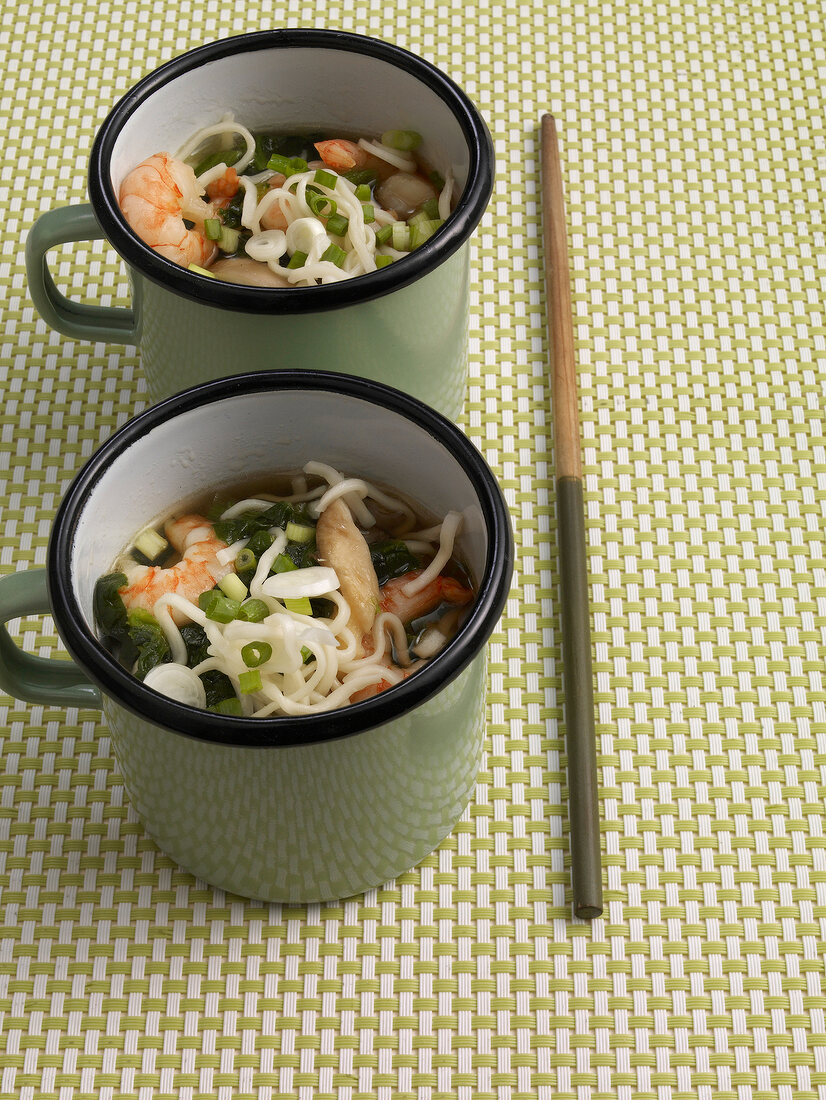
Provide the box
[89,28,495,316]
[47,371,514,749]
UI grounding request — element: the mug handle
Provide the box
[25,204,141,344]
[0,570,101,708]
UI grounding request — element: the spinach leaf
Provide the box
[370,540,421,587]
[201,670,237,708]
[127,608,171,679]
[178,623,236,708]
[310,597,337,619]
[93,572,129,644]
[179,623,210,667]
[94,572,140,668]
[213,500,296,545]
[283,540,317,570]
[245,528,276,559]
[220,191,245,229]
[269,133,323,161]
[194,147,242,177]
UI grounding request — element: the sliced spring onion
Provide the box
[133,527,168,562]
[308,190,337,218]
[235,548,256,572]
[267,153,307,177]
[355,183,372,201]
[284,596,313,617]
[381,129,423,151]
[344,167,378,186]
[320,243,346,267]
[218,226,240,253]
[408,225,426,250]
[218,573,248,602]
[421,197,441,220]
[241,641,273,668]
[325,213,349,237]
[375,255,394,268]
[204,218,222,241]
[237,598,268,623]
[285,521,316,544]
[272,553,298,573]
[375,224,393,245]
[360,204,375,223]
[301,645,314,663]
[199,590,241,623]
[239,669,263,695]
[314,168,337,189]
[391,223,411,251]
[188,264,215,278]
[287,250,308,269]
[409,219,442,249]
[210,696,243,716]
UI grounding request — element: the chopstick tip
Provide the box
[541,113,559,142]
[575,902,603,920]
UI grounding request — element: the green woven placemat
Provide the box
[2,3,826,1098]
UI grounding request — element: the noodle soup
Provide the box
[118,120,455,287]
[29,32,495,413]
[94,463,474,717]
[10,369,512,900]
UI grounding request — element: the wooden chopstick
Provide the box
[540,113,603,919]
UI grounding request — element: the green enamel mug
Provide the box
[0,371,514,902]
[25,30,494,419]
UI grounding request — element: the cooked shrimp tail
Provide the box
[349,660,422,704]
[313,139,394,181]
[379,571,474,624]
[314,139,369,172]
[118,513,232,624]
[118,153,218,269]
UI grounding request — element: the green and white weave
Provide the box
[1,2,825,1097]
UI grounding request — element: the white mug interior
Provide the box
[70,387,489,639]
[109,44,472,200]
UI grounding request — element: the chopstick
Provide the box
[540,113,603,919]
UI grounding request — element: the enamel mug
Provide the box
[0,371,514,902]
[25,29,494,419]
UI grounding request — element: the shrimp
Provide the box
[118,153,218,269]
[316,499,380,654]
[348,574,472,702]
[349,660,421,704]
[314,139,370,173]
[259,172,289,231]
[118,514,233,624]
[205,165,240,200]
[314,140,394,180]
[379,571,474,624]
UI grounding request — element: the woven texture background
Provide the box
[2,2,825,1098]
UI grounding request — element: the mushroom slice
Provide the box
[208,257,291,287]
[316,499,380,652]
